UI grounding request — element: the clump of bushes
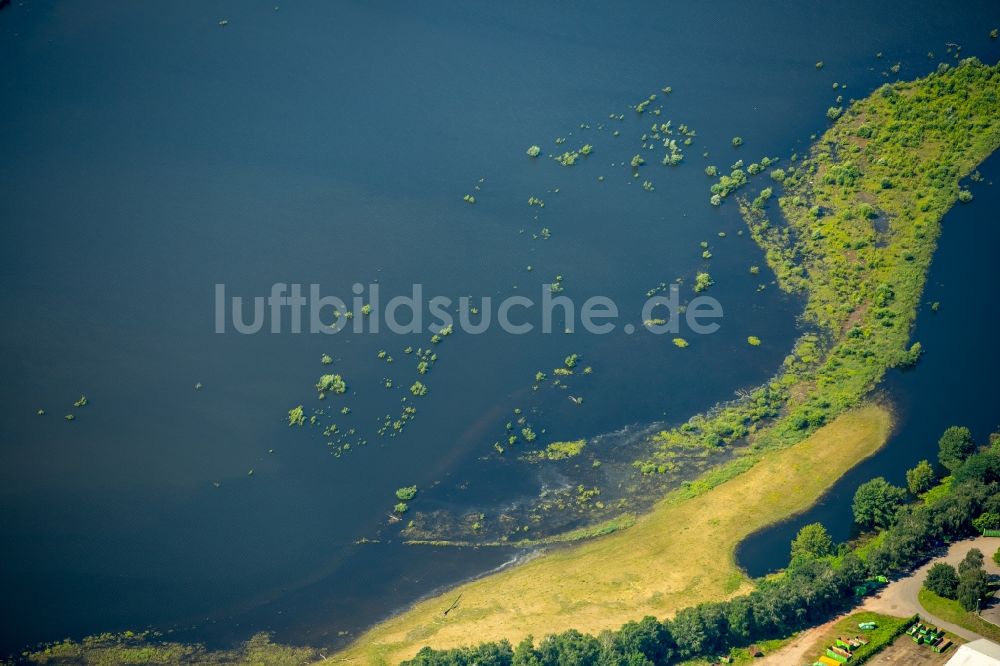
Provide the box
[396,486,418,501]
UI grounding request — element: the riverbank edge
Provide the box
[335,404,893,664]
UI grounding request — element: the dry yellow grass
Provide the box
[337,404,893,664]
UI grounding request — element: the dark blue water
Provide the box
[0,0,998,657]
[737,152,1000,577]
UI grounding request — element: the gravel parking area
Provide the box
[865,634,956,666]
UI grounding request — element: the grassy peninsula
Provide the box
[335,406,892,664]
[336,59,1000,663]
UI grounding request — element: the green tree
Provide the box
[923,563,959,598]
[537,630,600,665]
[897,341,923,368]
[953,451,1000,484]
[471,641,514,666]
[670,605,724,657]
[723,597,755,642]
[512,636,542,666]
[956,567,989,612]
[972,512,1000,533]
[610,616,674,665]
[852,477,908,528]
[905,459,936,495]
[958,548,984,575]
[938,426,975,471]
[790,523,834,561]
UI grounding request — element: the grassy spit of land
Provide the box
[338,58,1000,664]
[336,405,892,664]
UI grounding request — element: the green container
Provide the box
[826,649,849,663]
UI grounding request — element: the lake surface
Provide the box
[1,0,998,656]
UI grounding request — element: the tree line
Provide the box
[402,427,1000,665]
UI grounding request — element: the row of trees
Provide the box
[404,554,872,666]
[403,427,1000,666]
[851,426,999,529]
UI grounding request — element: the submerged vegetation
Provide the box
[315,373,347,397]
[396,486,418,501]
[23,632,321,665]
[258,52,1000,596]
[287,405,305,426]
[400,59,1000,546]
[267,57,1000,557]
[524,439,587,461]
[285,82,714,465]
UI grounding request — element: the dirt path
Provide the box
[756,536,1000,665]
[755,612,852,666]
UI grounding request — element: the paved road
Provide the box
[863,536,1000,641]
[757,536,1000,665]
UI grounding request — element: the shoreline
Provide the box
[335,405,893,664]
